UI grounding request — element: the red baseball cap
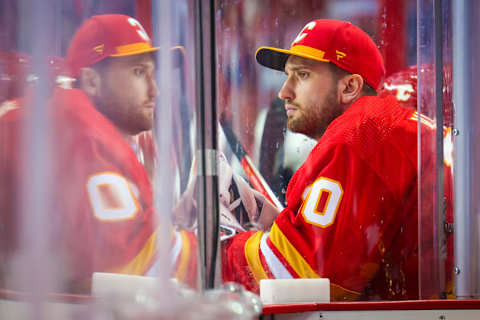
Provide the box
[256,19,386,90]
[378,65,418,109]
[66,14,159,77]
[378,64,453,126]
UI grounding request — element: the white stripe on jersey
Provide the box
[170,231,183,269]
[260,232,293,279]
[144,231,182,277]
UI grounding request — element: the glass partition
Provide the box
[417,0,454,300]
[452,0,480,299]
[214,0,454,302]
[0,0,202,317]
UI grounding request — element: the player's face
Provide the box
[278,56,341,141]
[95,53,158,135]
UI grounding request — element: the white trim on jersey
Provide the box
[144,231,182,277]
[170,231,183,269]
[260,232,293,279]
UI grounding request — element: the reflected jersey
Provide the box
[223,96,427,300]
[0,89,189,292]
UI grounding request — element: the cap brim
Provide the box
[110,46,159,57]
[255,45,330,71]
[110,45,184,68]
[255,47,291,71]
[170,46,185,69]
[114,45,187,71]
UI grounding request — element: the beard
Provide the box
[286,88,342,140]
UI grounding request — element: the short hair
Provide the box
[328,63,377,96]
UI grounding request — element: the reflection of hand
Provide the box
[172,173,197,229]
[218,152,280,235]
[172,151,281,232]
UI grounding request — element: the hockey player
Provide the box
[0,14,196,293]
[221,19,441,301]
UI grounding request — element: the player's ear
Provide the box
[78,67,101,97]
[338,74,363,105]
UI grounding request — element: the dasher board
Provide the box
[262,299,480,320]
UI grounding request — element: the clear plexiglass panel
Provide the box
[452,0,480,299]
[417,0,454,299]
[214,0,456,302]
[0,0,264,319]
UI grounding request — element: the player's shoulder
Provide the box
[327,95,416,144]
[351,95,416,129]
[52,89,122,143]
[313,95,417,173]
[50,89,136,164]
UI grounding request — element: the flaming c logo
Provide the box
[292,21,316,46]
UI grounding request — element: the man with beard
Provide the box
[222,19,429,301]
[0,14,197,293]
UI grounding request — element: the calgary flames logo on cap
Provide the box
[291,21,316,46]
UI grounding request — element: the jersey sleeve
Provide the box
[222,140,418,300]
[170,229,198,289]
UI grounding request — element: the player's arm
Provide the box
[222,142,414,300]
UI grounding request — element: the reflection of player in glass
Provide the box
[0,14,195,293]
[222,19,438,300]
[67,14,158,136]
[378,65,454,298]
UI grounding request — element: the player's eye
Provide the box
[134,68,146,77]
[297,71,309,79]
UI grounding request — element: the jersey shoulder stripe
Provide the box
[174,230,193,282]
[244,231,268,282]
[116,227,159,275]
[260,232,292,279]
[269,222,319,278]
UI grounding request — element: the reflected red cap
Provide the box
[378,64,453,126]
[378,65,418,109]
[66,14,159,77]
[256,19,386,90]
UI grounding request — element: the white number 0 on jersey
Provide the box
[301,177,343,228]
[87,172,139,221]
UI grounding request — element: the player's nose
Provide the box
[148,75,159,98]
[278,78,295,101]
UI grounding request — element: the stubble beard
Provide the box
[96,95,153,136]
[286,90,341,140]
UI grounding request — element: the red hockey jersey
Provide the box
[223,95,437,300]
[0,89,196,292]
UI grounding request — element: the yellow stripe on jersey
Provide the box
[115,228,159,275]
[244,231,268,282]
[269,222,319,278]
[175,230,191,282]
[270,223,362,300]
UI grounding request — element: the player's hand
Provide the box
[172,151,280,233]
[218,152,279,234]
